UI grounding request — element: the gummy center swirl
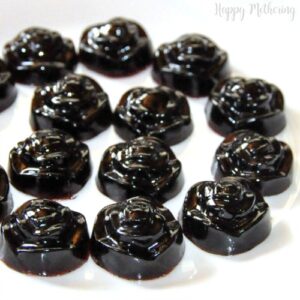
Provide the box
[103,137,180,193]
[86,18,146,59]
[164,34,225,74]
[40,74,104,118]
[18,200,72,238]
[206,180,256,220]
[212,78,284,121]
[99,197,178,258]
[232,133,281,173]
[8,27,65,62]
[183,177,267,234]
[114,198,161,239]
[21,130,73,168]
[118,87,190,133]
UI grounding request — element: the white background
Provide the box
[0,0,299,299]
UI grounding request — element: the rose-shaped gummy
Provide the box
[114,86,193,145]
[0,199,89,275]
[152,34,229,97]
[3,27,77,84]
[97,136,183,202]
[179,177,271,255]
[91,196,184,279]
[0,59,17,112]
[79,17,153,76]
[30,73,112,140]
[0,166,13,222]
[212,130,293,195]
[205,77,286,136]
[9,129,91,199]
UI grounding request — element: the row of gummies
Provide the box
[1,17,286,141]
[0,127,293,279]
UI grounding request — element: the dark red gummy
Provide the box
[91,196,185,280]
[179,177,271,255]
[97,136,183,202]
[212,130,293,196]
[114,86,193,145]
[0,59,17,112]
[79,17,153,77]
[0,199,89,276]
[30,73,112,141]
[205,77,286,136]
[3,27,77,85]
[8,129,91,199]
[152,34,229,97]
[0,166,13,222]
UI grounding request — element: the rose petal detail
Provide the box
[91,196,184,280]
[152,34,229,96]
[9,129,91,199]
[212,130,293,195]
[179,177,271,255]
[206,77,286,136]
[3,27,77,84]
[0,199,89,275]
[97,136,183,202]
[80,17,153,76]
[114,86,193,145]
[30,73,112,140]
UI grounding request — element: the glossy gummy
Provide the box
[91,196,185,280]
[30,73,112,140]
[0,59,17,112]
[0,199,89,275]
[205,77,286,136]
[152,34,229,97]
[9,129,91,199]
[3,27,77,84]
[0,166,13,222]
[97,136,183,202]
[179,177,271,255]
[80,17,153,76]
[212,130,293,195]
[114,86,193,145]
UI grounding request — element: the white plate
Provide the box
[0,1,299,299]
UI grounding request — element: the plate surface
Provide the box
[0,1,299,299]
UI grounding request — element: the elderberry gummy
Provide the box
[97,136,183,202]
[3,27,77,84]
[80,17,152,76]
[91,196,184,279]
[0,59,17,112]
[114,86,193,145]
[0,166,13,222]
[179,177,271,255]
[31,73,112,140]
[9,129,91,199]
[0,199,89,276]
[152,34,229,97]
[212,130,293,195]
[205,77,286,136]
